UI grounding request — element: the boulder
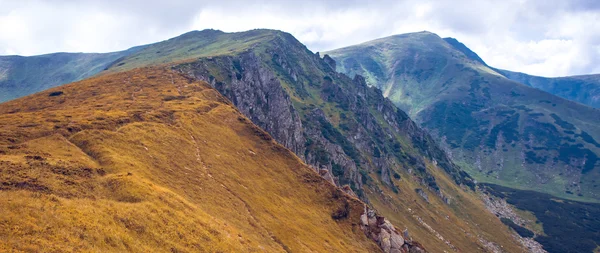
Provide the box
[390,232,405,249]
[380,220,396,231]
[379,229,392,252]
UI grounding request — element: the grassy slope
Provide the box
[0,67,380,252]
[0,47,143,103]
[106,29,278,73]
[327,32,600,202]
[495,68,600,109]
[102,30,525,252]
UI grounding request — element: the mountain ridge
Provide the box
[494,68,600,109]
[0,46,148,103]
[1,29,534,252]
[326,31,600,203]
[136,29,525,252]
[0,66,395,252]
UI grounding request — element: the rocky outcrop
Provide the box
[341,184,358,198]
[176,52,306,158]
[415,188,429,203]
[319,169,336,185]
[360,206,427,253]
[323,54,336,71]
[174,31,474,204]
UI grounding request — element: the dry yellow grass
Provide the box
[0,67,380,252]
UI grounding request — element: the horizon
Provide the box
[1,0,599,78]
[2,27,597,79]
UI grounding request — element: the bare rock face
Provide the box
[172,34,474,252]
[322,54,336,70]
[359,206,426,253]
[319,169,336,185]
[415,188,429,203]
[177,52,306,159]
[341,184,358,198]
[174,36,475,203]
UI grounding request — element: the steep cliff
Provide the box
[173,32,472,199]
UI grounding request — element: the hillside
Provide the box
[0,67,396,252]
[327,32,600,203]
[0,46,144,103]
[494,69,600,109]
[439,37,600,109]
[93,29,528,252]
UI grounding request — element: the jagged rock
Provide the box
[360,213,368,226]
[323,54,336,70]
[319,169,336,185]
[379,229,392,252]
[368,216,377,228]
[178,52,306,159]
[341,184,358,198]
[415,188,429,203]
[390,231,405,249]
[359,206,424,253]
[380,220,395,231]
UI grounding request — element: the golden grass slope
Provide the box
[0,67,380,252]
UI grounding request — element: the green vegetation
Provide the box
[500,218,534,238]
[327,31,600,202]
[485,184,600,253]
[496,68,600,109]
[107,29,283,72]
[0,46,144,103]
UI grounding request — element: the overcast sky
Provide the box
[0,0,598,77]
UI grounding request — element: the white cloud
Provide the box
[0,0,598,77]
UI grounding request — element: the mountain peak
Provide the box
[174,29,225,39]
[389,31,442,40]
[442,37,487,65]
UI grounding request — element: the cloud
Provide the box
[0,0,598,77]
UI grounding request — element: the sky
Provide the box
[0,0,599,77]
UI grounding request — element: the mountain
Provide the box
[494,69,600,109]
[0,46,144,103]
[0,29,528,252]
[441,36,600,110]
[327,31,600,203]
[100,29,528,252]
[0,67,393,252]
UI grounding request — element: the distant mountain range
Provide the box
[495,69,600,109]
[0,46,145,103]
[443,37,600,109]
[326,32,600,203]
